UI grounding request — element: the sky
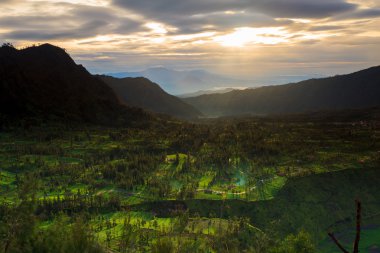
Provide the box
[1,0,380,86]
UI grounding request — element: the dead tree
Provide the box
[328,200,361,253]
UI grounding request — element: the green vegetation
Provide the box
[1,115,379,252]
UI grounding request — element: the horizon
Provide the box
[4,42,378,94]
[1,0,380,89]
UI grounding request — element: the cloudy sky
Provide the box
[1,0,380,85]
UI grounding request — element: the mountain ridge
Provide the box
[177,87,248,98]
[99,75,202,119]
[0,43,150,125]
[107,67,250,94]
[183,65,380,117]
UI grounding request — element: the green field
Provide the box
[1,117,379,252]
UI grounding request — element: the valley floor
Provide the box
[1,115,379,252]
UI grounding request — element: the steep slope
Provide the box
[99,75,202,119]
[183,66,380,117]
[0,44,149,125]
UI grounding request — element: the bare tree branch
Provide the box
[328,232,349,253]
[353,200,361,253]
[328,200,362,253]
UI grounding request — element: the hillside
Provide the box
[183,66,380,117]
[0,44,149,125]
[177,87,246,98]
[107,67,249,94]
[99,76,202,119]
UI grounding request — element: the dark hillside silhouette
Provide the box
[184,66,380,116]
[0,44,149,125]
[99,75,202,119]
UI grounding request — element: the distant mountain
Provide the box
[99,76,202,119]
[107,67,249,94]
[183,66,380,117]
[0,44,149,125]
[177,87,248,98]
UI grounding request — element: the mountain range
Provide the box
[107,67,250,95]
[183,66,380,117]
[0,44,150,125]
[177,87,247,98]
[99,76,202,119]
[1,43,380,123]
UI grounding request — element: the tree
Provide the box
[270,230,315,253]
[1,43,14,48]
[151,238,174,253]
[328,200,361,253]
[174,210,189,233]
[32,215,104,253]
[0,174,38,253]
[119,216,136,253]
[175,153,180,166]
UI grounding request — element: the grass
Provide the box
[1,120,379,251]
[86,210,231,251]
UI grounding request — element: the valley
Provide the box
[1,114,379,252]
[1,43,380,253]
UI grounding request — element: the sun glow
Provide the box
[214,27,289,47]
[145,22,171,34]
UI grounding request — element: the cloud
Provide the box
[111,0,358,36]
[113,0,356,18]
[0,2,143,41]
[1,0,380,92]
[165,12,294,35]
[344,8,380,18]
[113,0,357,29]
[251,0,356,18]
[308,25,346,31]
[0,0,16,4]
[5,20,110,40]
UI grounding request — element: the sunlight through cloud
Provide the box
[214,27,289,47]
[145,22,170,34]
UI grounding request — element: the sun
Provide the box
[214,27,289,47]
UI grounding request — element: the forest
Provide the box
[1,112,379,253]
